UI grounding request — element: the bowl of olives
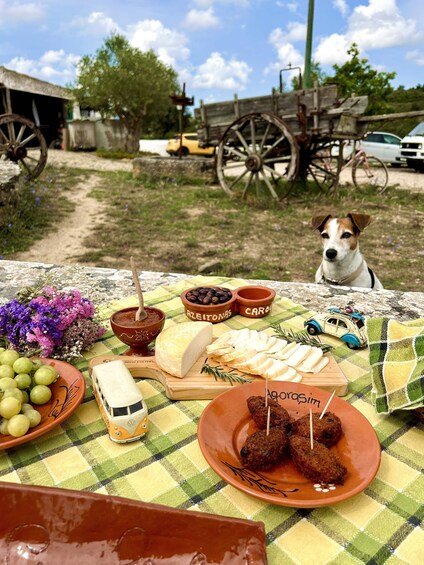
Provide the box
[180,286,237,323]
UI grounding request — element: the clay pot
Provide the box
[110,306,165,356]
[180,286,237,324]
[234,285,276,318]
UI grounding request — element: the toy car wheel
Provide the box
[346,342,359,350]
[306,324,319,335]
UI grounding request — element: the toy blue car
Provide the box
[304,307,367,349]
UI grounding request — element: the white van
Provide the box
[400,122,424,172]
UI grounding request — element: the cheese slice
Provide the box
[155,321,213,378]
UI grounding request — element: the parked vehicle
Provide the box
[304,307,367,349]
[400,122,424,172]
[341,132,403,166]
[361,132,403,166]
[166,133,215,157]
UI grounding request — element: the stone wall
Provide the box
[0,161,21,203]
[133,156,217,181]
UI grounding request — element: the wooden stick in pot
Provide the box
[130,256,147,321]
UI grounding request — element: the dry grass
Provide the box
[4,165,424,292]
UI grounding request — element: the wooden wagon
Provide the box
[0,66,71,179]
[195,84,373,199]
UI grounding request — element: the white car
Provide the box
[400,122,424,172]
[361,132,403,166]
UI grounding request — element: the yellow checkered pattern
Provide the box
[0,275,422,565]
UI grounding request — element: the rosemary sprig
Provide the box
[201,361,254,385]
[270,322,334,353]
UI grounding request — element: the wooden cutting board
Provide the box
[89,351,349,400]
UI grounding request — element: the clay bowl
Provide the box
[234,285,276,318]
[110,306,166,356]
[180,286,237,323]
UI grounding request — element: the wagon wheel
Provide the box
[0,113,48,179]
[216,112,299,201]
[300,140,343,192]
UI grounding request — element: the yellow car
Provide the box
[166,133,215,157]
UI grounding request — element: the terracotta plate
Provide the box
[0,358,86,450]
[198,381,381,508]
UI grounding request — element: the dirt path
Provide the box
[13,173,107,264]
[12,150,424,266]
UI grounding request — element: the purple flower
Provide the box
[0,286,106,360]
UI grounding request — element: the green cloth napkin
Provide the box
[366,317,424,414]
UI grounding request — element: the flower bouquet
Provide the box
[0,283,106,361]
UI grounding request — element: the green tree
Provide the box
[327,44,396,115]
[72,34,180,151]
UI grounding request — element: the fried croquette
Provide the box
[240,428,289,470]
[291,412,342,447]
[247,395,292,431]
[289,435,347,484]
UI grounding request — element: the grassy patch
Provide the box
[3,166,424,292]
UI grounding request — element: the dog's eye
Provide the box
[321,233,329,239]
[341,232,352,239]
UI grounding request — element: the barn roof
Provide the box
[0,66,72,100]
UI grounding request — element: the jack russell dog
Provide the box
[312,212,383,290]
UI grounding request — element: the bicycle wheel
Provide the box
[352,155,388,193]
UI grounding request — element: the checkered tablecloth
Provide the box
[0,276,422,565]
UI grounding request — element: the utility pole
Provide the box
[304,0,315,89]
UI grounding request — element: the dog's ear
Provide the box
[347,213,373,232]
[311,214,332,231]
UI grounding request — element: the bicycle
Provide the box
[312,140,389,193]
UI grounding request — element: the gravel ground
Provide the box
[46,149,424,191]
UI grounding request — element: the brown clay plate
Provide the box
[198,381,381,508]
[0,358,86,450]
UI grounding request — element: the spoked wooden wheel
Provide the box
[216,112,299,200]
[302,140,343,191]
[352,154,389,193]
[0,113,48,179]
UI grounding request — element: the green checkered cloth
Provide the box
[367,317,424,415]
[0,275,423,565]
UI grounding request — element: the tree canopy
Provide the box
[72,34,180,151]
[328,44,396,115]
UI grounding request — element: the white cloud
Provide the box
[406,50,424,66]
[0,0,44,27]
[69,11,122,36]
[184,8,219,29]
[314,0,422,66]
[270,22,306,45]
[333,0,349,17]
[128,20,190,67]
[191,52,251,90]
[267,23,305,79]
[314,34,350,66]
[276,1,298,13]
[6,51,80,84]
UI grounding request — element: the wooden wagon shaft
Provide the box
[357,109,424,123]
[196,85,369,146]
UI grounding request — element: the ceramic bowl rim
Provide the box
[234,285,276,304]
[180,286,237,313]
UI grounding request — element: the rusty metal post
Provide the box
[170,83,194,159]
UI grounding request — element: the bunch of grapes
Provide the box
[0,348,59,438]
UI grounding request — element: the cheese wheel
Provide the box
[155,322,213,378]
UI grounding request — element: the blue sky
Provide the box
[0,0,422,105]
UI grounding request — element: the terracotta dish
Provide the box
[198,381,381,508]
[235,285,276,318]
[180,286,237,323]
[0,358,86,450]
[0,482,267,564]
[110,306,166,355]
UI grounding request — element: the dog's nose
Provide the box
[326,248,337,260]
